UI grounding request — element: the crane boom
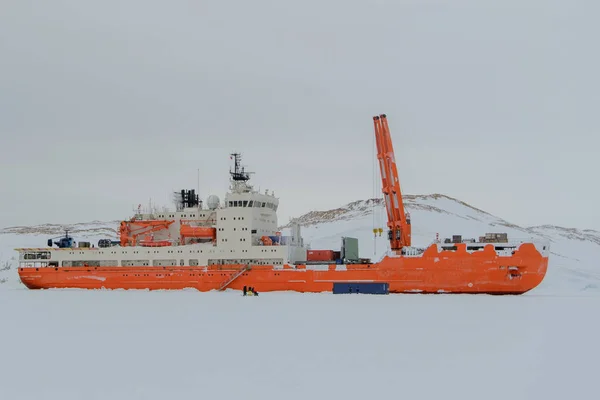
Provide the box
[373,114,411,250]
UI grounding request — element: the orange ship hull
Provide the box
[18,243,548,294]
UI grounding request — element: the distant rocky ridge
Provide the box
[0,221,119,238]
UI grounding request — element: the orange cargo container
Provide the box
[307,250,335,261]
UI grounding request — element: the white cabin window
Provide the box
[122,260,150,266]
[153,259,177,267]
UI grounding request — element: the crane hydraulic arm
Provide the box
[373,114,411,250]
[119,220,175,246]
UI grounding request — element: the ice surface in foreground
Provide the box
[1,195,599,399]
[1,289,598,400]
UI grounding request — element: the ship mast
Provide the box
[229,152,254,193]
[373,114,411,250]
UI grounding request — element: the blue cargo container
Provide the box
[332,282,389,295]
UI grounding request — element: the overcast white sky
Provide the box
[0,0,598,231]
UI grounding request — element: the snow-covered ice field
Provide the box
[1,288,598,400]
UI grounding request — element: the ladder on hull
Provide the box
[217,265,250,291]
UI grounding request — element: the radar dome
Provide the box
[207,195,220,210]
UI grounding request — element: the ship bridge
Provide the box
[225,190,278,212]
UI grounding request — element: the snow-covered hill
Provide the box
[1,194,599,294]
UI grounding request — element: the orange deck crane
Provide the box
[373,114,411,250]
[119,220,175,247]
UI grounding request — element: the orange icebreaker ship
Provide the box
[16,115,549,294]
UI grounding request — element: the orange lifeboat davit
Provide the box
[119,219,175,246]
[139,239,172,247]
[139,234,172,247]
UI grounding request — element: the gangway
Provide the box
[217,264,250,291]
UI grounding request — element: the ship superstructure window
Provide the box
[153,259,177,266]
[24,251,51,260]
[62,260,118,267]
[122,260,150,266]
[20,261,48,268]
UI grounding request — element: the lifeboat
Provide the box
[179,225,216,241]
